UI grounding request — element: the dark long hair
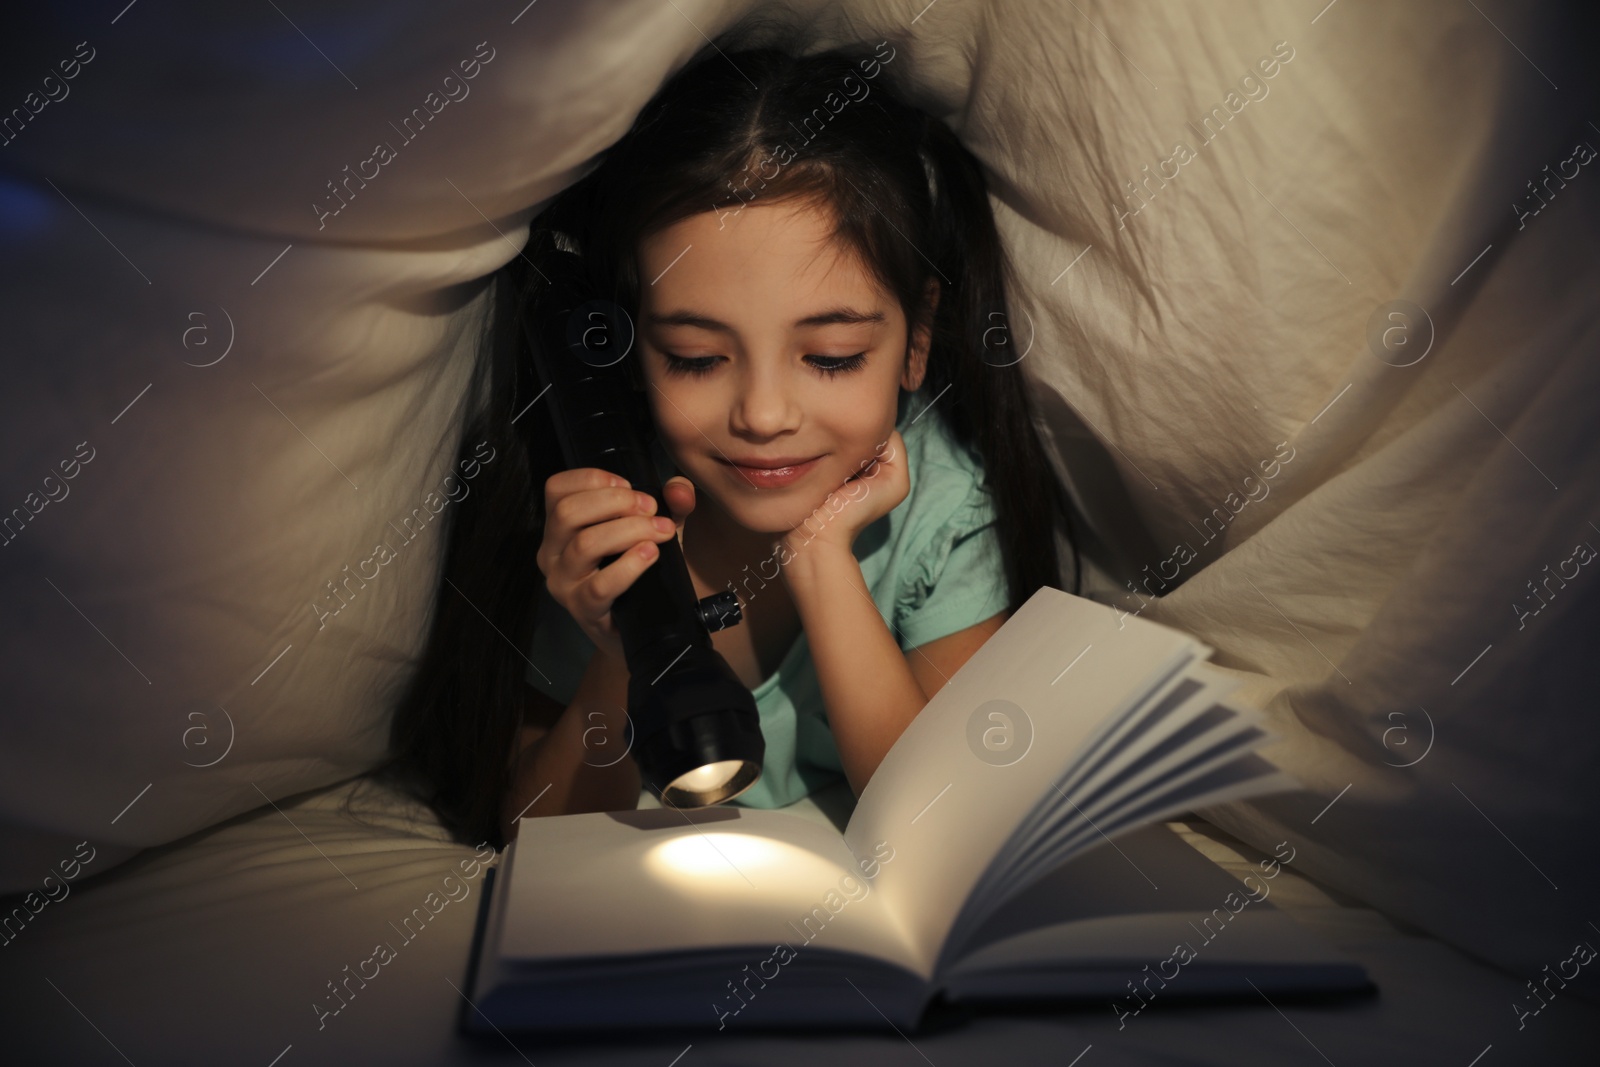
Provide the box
[376,38,1082,847]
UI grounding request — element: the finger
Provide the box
[562,514,678,574]
[857,433,902,477]
[544,468,627,513]
[882,430,904,462]
[547,484,659,542]
[578,539,663,615]
[662,476,696,532]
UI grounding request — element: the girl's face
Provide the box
[636,199,931,536]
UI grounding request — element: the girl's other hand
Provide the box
[781,431,909,559]
[536,469,693,662]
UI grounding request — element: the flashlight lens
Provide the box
[662,759,760,808]
[675,760,743,792]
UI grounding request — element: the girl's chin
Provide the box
[702,490,833,536]
[719,504,815,536]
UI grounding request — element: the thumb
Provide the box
[662,476,696,534]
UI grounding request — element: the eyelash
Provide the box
[660,352,868,378]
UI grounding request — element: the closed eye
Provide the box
[659,352,869,378]
[660,352,721,377]
[808,353,868,376]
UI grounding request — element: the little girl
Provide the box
[380,39,1080,848]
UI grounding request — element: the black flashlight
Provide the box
[523,247,764,807]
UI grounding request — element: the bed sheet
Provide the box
[2,0,1598,1011]
[2,774,1594,1066]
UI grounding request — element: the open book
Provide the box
[463,586,1369,1033]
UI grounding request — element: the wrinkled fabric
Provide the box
[0,0,1595,981]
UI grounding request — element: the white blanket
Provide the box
[1,0,1596,985]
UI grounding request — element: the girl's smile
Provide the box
[636,198,930,536]
[714,454,825,490]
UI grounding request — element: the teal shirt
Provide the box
[524,386,1012,809]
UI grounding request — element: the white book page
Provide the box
[992,666,1230,883]
[938,825,1364,997]
[950,725,1285,958]
[1049,663,1248,814]
[1003,670,1260,885]
[955,667,1243,926]
[497,806,923,975]
[843,586,1205,976]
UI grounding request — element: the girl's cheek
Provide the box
[646,393,696,449]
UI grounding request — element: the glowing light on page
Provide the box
[645,833,840,894]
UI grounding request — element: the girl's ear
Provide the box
[901,278,940,391]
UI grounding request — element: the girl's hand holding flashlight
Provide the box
[536,469,696,662]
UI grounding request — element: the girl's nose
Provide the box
[730,363,801,438]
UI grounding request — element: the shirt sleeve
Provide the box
[893,484,1012,650]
